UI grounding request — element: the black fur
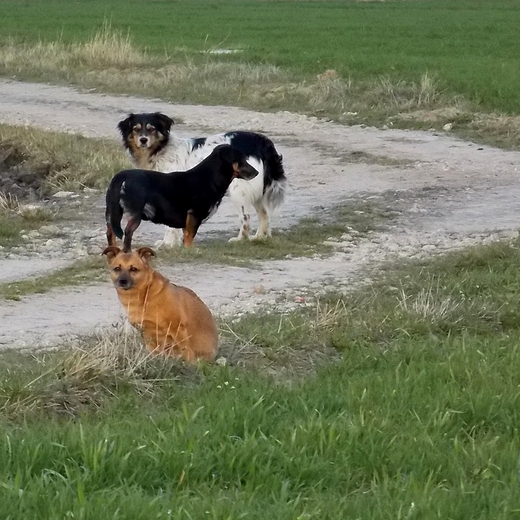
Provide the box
[105,145,258,251]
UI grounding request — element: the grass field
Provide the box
[2,1,520,518]
[1,0,518,109]
[2,242,520,518]
[0,0,519,145]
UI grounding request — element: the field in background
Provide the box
[0,0,519,146]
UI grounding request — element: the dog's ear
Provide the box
[117,114,135,136]
[155,113,174,133]
[102,246,121,261]
[217,144,239,164]
[137,247,155,262]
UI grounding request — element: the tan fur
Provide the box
[125,133,165,169]
[103,246,218,362]
[128,142,153,169]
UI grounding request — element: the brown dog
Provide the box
[103,246,218,362]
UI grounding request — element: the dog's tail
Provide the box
[105,173,126,239]
[263,149,287,213]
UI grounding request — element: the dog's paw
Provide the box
[250,234,270,242]
[228,236,246,243]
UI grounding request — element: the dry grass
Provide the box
[219,302,343,380]
[92,60,288,107]
[0,123,128,194]
[462,112,520,149]
[0,325,192,420]
[0,307,342,420]
[74,21,149,68]
[396,284,500,329]
[303,71,468,123]
[0,23,153,74]
[0,191,19,212]
[16,203,56,222]
[59,326,188,395]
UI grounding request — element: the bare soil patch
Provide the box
[0,144,49,201]
[0,79,519,350]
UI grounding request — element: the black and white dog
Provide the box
[117,112,286,247]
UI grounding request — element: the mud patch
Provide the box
[0,143,51,201]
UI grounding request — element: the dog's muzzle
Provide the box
[139,136,150,147]
[116,275,134,290]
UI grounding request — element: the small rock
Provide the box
[53,191,75,198]
[40,225,61,235]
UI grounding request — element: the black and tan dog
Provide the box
[103,246,218,362]
[105,144,258,251]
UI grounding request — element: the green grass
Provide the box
[0,0,520,142]
[1,0,518,111]
[0,208,54,248]
[0,214,29,246]
[2,2,520,516]
[2,241,520,518]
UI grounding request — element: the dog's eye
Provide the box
[133,124,142,132]
[129,266,139,272]
[146,124,155,132]
[113,266,121,272]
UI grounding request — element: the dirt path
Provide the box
[0,79,519,349]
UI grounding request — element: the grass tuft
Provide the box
[0,326,191,421]
[16,203,56,222]
[73,21,149,68]
[0,191,19,212]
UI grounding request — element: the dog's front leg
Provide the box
[183,210,200,247]
[123,217,140,252]
[229,204,250,242]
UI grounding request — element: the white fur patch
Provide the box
[143,203,155,219]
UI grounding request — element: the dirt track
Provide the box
[0,79,519,349]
